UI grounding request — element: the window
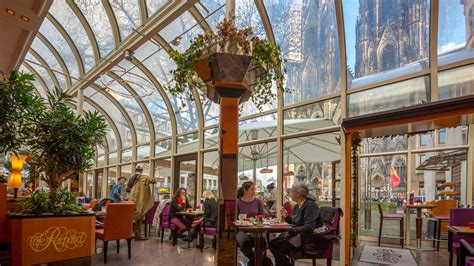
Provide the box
[420,134,429,146]
[381,45,397,71]
[419,154,427,164]
[438,129,447,144]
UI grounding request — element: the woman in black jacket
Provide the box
[170,188,192,238]
[269,183,323,266]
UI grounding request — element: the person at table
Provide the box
[269,183,323,266]
[183,190,218,242]
[108,177,127,203]
[129,169,156,240]
[170,187,193,239]
[236,181,265,266]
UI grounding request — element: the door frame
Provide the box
[173,154,198,206]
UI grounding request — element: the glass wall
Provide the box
[154,158,172,200]
[107,167,118,195]
[238,142,277,194]
[203,151,219,199]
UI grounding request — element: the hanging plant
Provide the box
[166,17,290,111]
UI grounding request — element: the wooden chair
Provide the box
[377,203,404,247]
[426,199,456,250]
[95,203,135,264]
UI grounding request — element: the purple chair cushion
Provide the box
[201,227,218,235]
[449,208,474,255]
[453,237,474,254]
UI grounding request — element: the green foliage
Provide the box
[28,87,107,193]
[0,70,44,155]
[167,17,290,111]
[16,189,85,215]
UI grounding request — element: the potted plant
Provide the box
[167,17,289,111]
[6,85,107,265]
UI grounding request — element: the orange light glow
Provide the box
[8,154,27,189]
[6,8,15,16]
[20,15,30,22]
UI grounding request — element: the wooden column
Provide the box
[217,96,239,265]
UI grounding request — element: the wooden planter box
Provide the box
[9,213,95,266]
[0,184,8,243]
[195,53,254,104]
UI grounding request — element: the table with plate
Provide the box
[235,220,292,266]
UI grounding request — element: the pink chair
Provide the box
[159,203,178,245]
[225,200,236,240]
[143,201,159,237]
[449,208,474,266]
[289,207,343,266]
[199,219,217,252]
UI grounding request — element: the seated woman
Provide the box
[236,181,265,266]
[184,190,218,243]
[170,188,192,240]
[269,183,323,266]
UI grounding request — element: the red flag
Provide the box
[390,167,400,188]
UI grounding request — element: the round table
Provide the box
[406,204,436,251]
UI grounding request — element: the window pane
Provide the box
[359,155,407,238]
[86,171,94,198]
[344,0,429,88]
[284,97,341,135]
[75,1,115,57]
[25,53,55,91]
[283,133,341,207]
[137,145,150,160]
[238,142,277,195]
[155,138,172,157]
[83,102,117,152]
[239,113,278,143]
[96,169,103,199]
[154,158,172,200]
[439,129,447,144]
[146,0,170,17]
[265,0,341,104]
[122,148,132,162]
[109,152,118,164]
[196,0,226,31]
[30,38,68,89]
[110,0,141,40]
[177,132,199,154]
[49,1,96,71]
[204,127,219,149]
[438,64,474,100]
[438,0,474,65]
[348,77,429,117]
[97,154,105,167]
[107,167,118,195]
[360,136,408,155]
[203,151,219,199]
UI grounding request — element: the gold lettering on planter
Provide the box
[28,226,87,252]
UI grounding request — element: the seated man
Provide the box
[269,183,323,266]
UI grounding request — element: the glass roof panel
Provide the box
[137,41,199,133]
[343,0,430,89]
[110,0,141,40]
[236,0,266,39]
[265,0,340,105]
[83,102,118,151]
[438,0,474,65]
[25,53,55,91]
[75,0,115,57]
[160,11,204,52]
[38,19,80,81]
[112,60,173,138]
[48,1,95,72]
[84,87,132,147]
[146,0,170,17]
[97,75,150,144]
[196,0,226,31]
[30,38,67,90]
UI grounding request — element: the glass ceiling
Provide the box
[21,0,474,159]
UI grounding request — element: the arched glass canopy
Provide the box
[21,0,474,202]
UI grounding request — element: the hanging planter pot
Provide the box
[195,53,254,104]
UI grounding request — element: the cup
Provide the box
[238,214,247,221]
[469,222,474,229]
[188,208,193,213]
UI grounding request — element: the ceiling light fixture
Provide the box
[20,15,30,22]
[124,49,134,61]
[6,8,15,16]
